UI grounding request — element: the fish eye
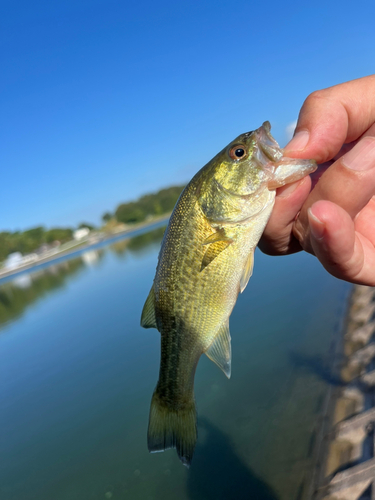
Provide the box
[229,145,247,160]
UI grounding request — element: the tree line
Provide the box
[0,227,74,262]
[110,185,185,225]
[0,185,185,262]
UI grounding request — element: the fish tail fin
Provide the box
[147,391,197,467]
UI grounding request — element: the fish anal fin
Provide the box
[240,250,254,293]
[201,240,232,271]
[140,285,157,329]
[205,320,231,379]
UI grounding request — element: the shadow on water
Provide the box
[187,417,279,500]
[289,351,345,386]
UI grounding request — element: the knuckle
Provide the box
[259,231,302,256]
[293,220,314,254]
[292,219,305,244]
[303,89,330,107]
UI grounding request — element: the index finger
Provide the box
[284,75,375,163]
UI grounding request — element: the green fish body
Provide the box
[141,122,316,466]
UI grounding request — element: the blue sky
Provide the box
[2,0,375,231]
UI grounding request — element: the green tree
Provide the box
[102,212,112,223]
[45,228,73,244]
[114,185,184,225]
[115,203,146,224]
[78,222,95,231]
[0,226,73,262]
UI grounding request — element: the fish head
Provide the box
[198,121,281,223]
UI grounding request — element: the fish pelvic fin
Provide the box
[148,391,197,468]
[140,285,157,329]
[205,320,231,378]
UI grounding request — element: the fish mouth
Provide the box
[255,121,283,163]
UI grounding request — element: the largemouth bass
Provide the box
[141,122,316,466]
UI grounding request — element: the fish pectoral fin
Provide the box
[205,320,231,379]
[201,240,232,271]
[203,229,232,245]
[140,285,157,329]
[240,250,254,293]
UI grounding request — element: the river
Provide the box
[0,222,350,500]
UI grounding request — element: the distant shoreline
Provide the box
[0,214,170,283]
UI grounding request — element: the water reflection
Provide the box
[127,226,165,255]
[12,274,32,289]
[188,418,279,500]
[0,226,167,332]
[82,249,101,266]
[0,258,84,330]
[110,238,129,257]
[110,226,166,258]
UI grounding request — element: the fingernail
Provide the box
[342,137,375,171]
[284,130,310,152]
[308,208,325,240]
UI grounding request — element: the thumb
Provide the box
[284,75,375,163]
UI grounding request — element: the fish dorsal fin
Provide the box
[240,250,254,293]
[205,320,231,379]
[140,285,157,329]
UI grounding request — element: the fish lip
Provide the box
[255,121,283,162]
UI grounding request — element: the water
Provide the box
[0,225,350,500]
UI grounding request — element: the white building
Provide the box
[4,252,23,269]
[73,228,90,241]
[3,252,39,270]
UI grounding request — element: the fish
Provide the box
[141,121,317,466]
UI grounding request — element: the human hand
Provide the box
[259,75,375,285]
